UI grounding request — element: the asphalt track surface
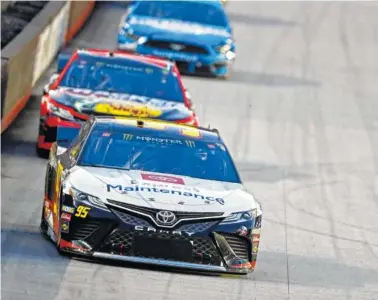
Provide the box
[2,2,378,299]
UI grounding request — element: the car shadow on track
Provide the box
[227,12,298,27]
[1,226,70,299]
[2,227,377,290]
[251,250,378,290]
[181,70,320,87]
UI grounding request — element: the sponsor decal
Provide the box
[207,144,216,149]
[70,145,79,157]
[58,89,186,109]
[252,234,260,243]
[61,212,72,221]
[74,206,91,219]
[252,242,259,254]
[121,181,200,192]
[236,226,248,237]
[252,227,261,235]
[136,136,183,144]
[185,140,196,148]
[180,128,201,138]
[123,133,133,141]
[93,102,162,118]
[106,184,225,205]
[62,205,75,214]
[44,200,50,207]
[135,225,194,236]
[151,50,198,62]
[170,43,186,51]
[129,17,230,37]
[141,173,185,185]
[44,206,51,220]
[61,221,70,233]
[102,132,111,137]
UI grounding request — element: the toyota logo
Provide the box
[156,211,177,225]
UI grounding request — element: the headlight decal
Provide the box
[221,209,257,224]
[70,187,108,210]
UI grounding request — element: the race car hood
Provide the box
[66,166,258,214]
[49,87,192,121]
[125,16,232,48]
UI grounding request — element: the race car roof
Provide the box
[184,0,224,8]
[92,116,222,143]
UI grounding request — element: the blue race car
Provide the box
[117,0,236,79]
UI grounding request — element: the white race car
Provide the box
[40,116,262,274]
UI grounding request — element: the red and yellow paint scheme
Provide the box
[37,48,199,157]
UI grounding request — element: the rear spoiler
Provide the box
[56,125,81,148]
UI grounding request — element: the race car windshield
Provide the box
[133,1,228,28]
[78,128,241,183]
[59,57,184,103]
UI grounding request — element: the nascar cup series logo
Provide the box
[156,210,177,225]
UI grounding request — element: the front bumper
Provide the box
[93,253,247,274]
[55,195,260,274]
[60,229,253,275]
[117,38,235,77]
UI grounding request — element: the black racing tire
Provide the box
[39,201,49,239]
[217,64,233,80]
[36,143,50,158]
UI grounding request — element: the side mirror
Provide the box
[43,73,59,94]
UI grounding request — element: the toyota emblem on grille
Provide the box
[156,211,177,225]
[170,43,185,51]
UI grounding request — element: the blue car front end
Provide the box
[117,1,236,78]
[118,32,235,78]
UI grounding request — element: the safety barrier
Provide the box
[1,0,95,133]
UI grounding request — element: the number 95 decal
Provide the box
[74,206,91,218]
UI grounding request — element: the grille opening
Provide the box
[71,220,101,240]
[111,208,151,227]
[98,229,221,266]
[221,233,249,261]
[144,40,209,55]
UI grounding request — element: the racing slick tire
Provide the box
[36,143,50,158]
[39,193,69,256]
[217,63,233,80]
[39,203,50,240]
[218,70,232,80]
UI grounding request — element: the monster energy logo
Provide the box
[123,134,133,140]
[185,140,195,147]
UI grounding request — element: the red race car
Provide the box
[37,48,199,157]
